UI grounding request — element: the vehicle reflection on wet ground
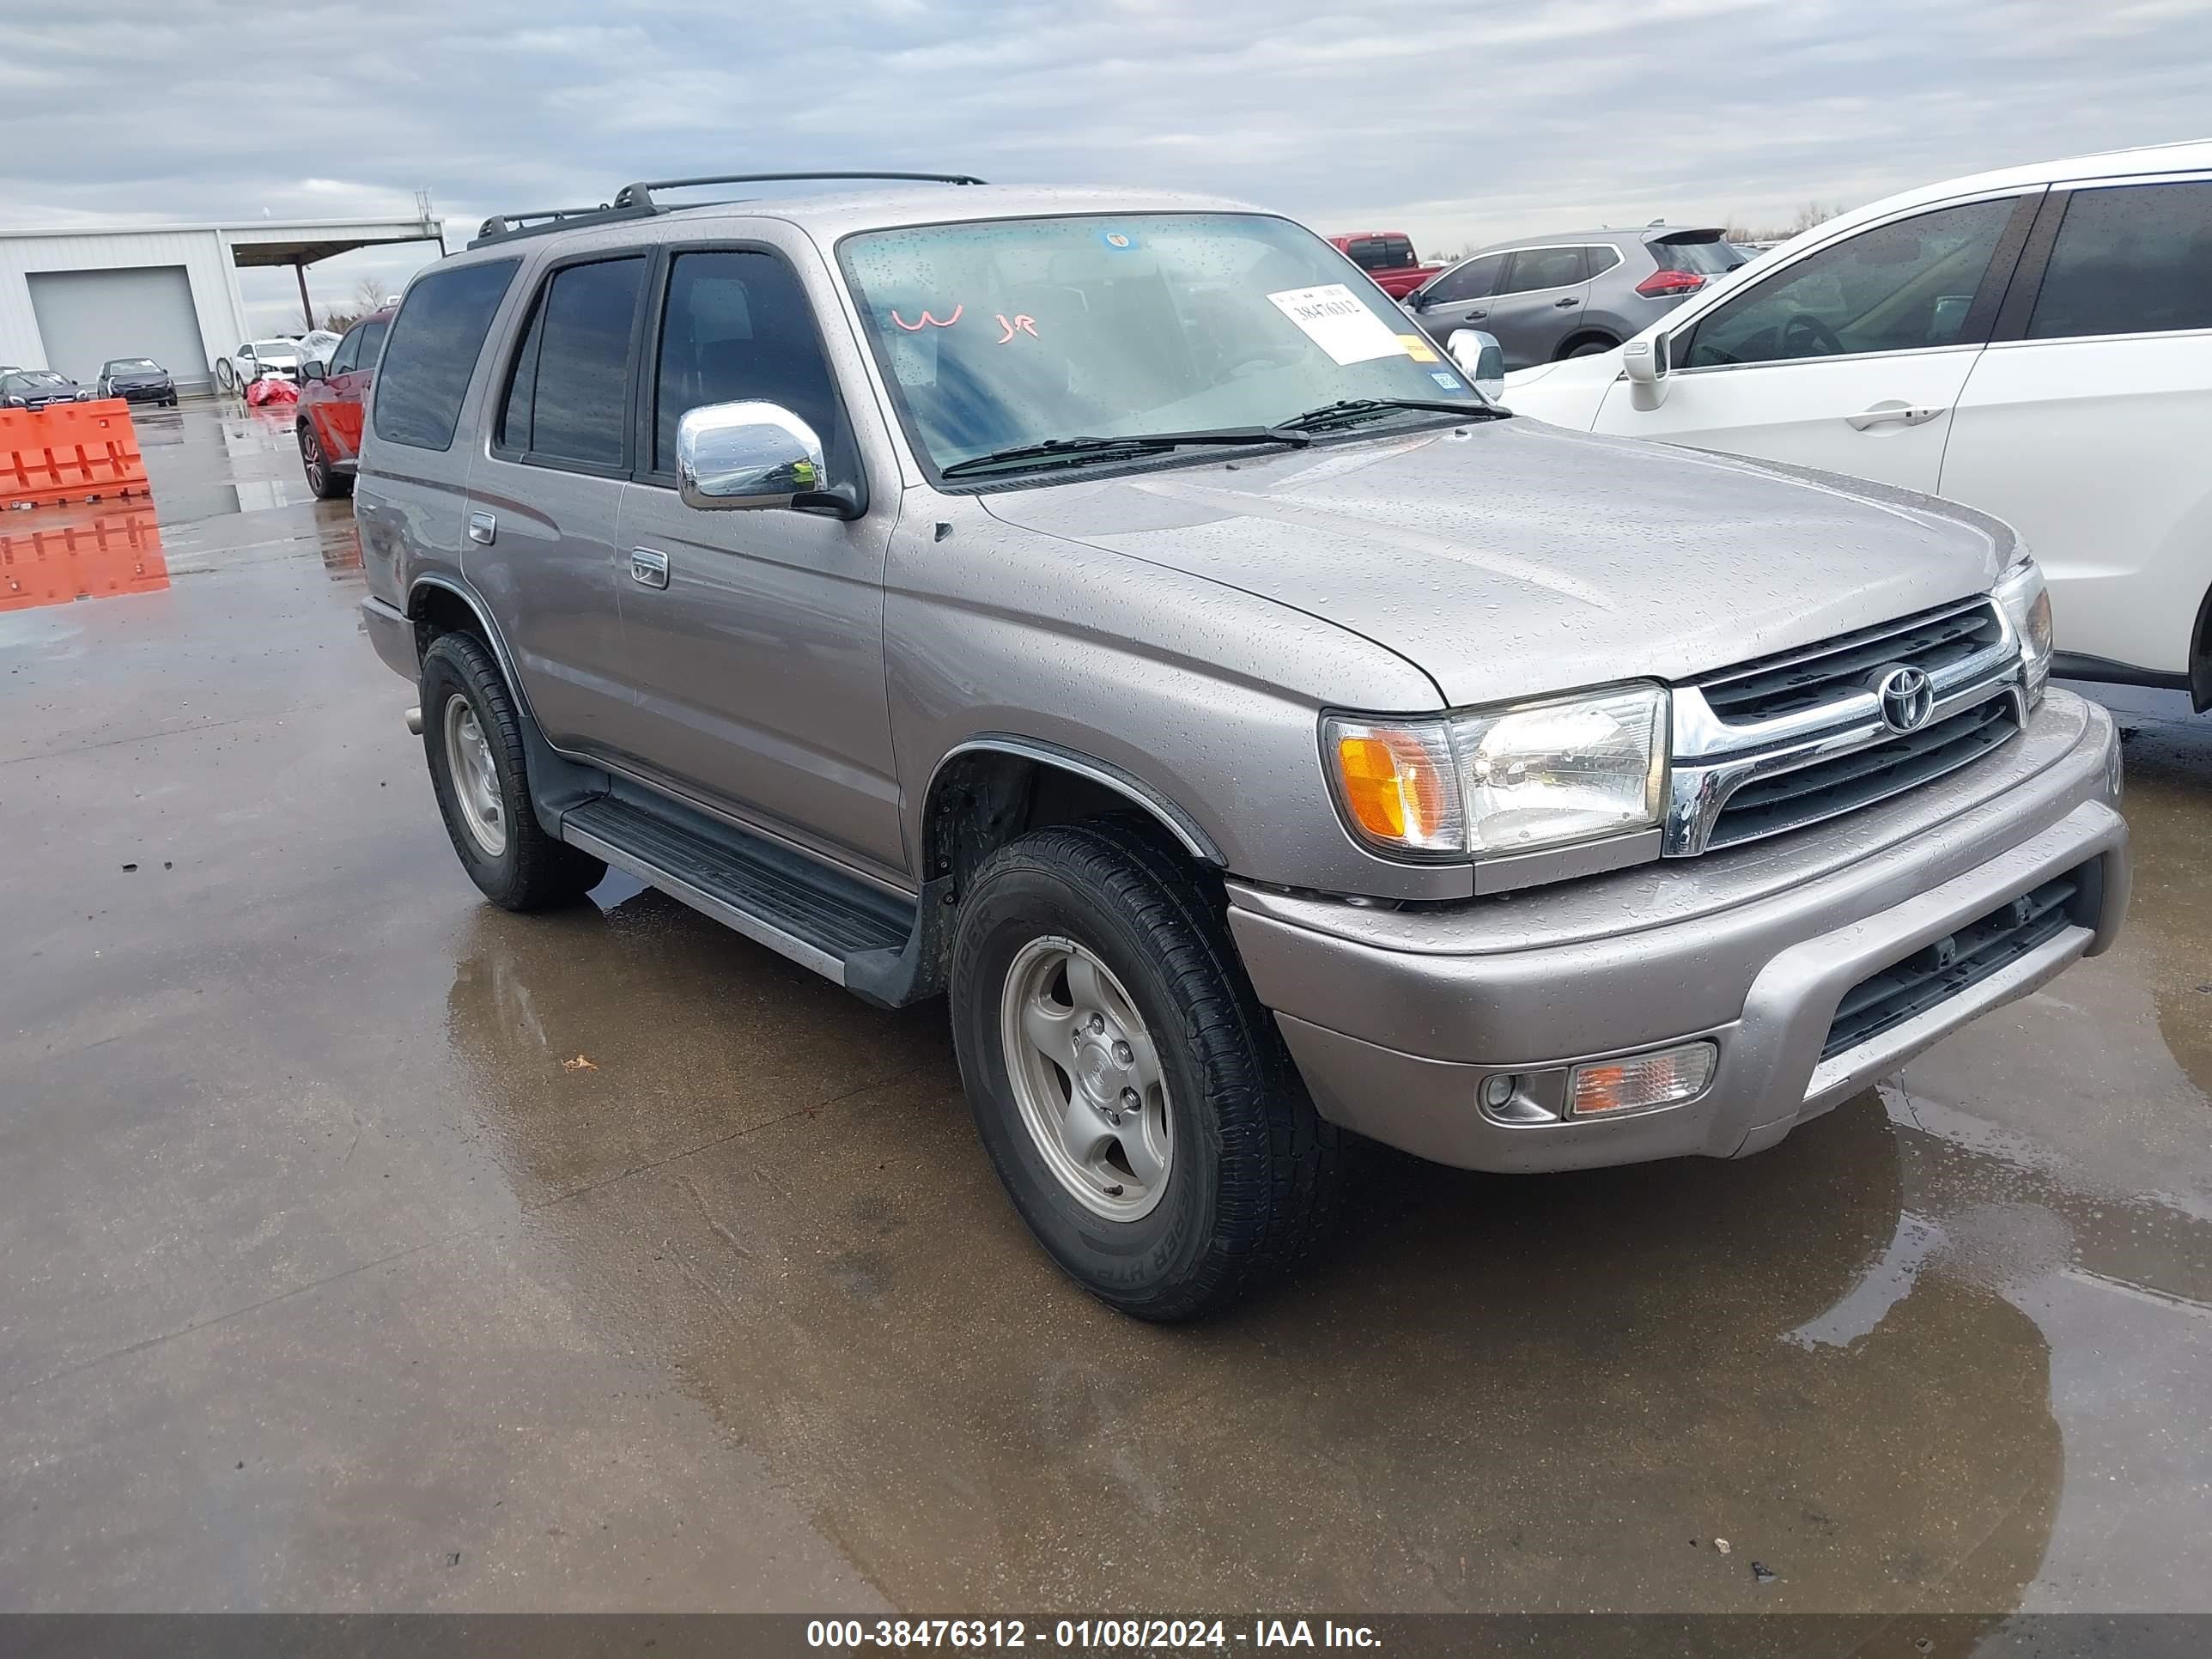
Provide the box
[1,399,2206,1617]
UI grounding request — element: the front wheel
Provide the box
[951,820,1346,1320]
[216,360,238,393]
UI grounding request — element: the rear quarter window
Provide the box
[373,259,520,450]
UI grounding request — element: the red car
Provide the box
[1328,231,1445,298]
[295,307,393,500]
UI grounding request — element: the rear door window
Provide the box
[649,249,845,476]
[498,256,647,469]
[1500,246,1589,295]
[1678,198,2016,368]
[373,258,520,449]
[355,318,389,368]
[2027,180,2212,340]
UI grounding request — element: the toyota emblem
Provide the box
[1873,665,1935,733]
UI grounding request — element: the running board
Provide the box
[562,793,920,993]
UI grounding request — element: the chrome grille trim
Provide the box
[1664,599,2026,857]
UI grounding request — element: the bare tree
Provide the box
[355,275,393,313]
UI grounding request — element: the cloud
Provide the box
[0,0,2206,326]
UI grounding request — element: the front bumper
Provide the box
[1228,691,2128,1174]
[110,383,174,403]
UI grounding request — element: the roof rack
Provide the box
[471,171,987,248]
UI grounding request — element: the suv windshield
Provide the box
[839,213,1482,476]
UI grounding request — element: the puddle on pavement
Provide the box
[427,892,2159,1614]
[0,501,169,611]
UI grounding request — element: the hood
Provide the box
[979,417,2012,709]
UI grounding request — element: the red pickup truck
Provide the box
[1328,231,1445,298]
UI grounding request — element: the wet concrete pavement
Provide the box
[2,401,2208,1615]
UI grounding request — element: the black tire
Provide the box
[951,818,1346,1321]
[418,631,605,911]
[1561,334,1620,359]
[298,422,352,499]
[216,360,238,393]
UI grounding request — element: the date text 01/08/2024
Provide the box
[805,1619,1382,1649]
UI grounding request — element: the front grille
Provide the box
[1820,867,2086,1060]
[1699,598,2004,725]
[1706,695,2018,850]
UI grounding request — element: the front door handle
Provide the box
[1845,403,1946,431]
[467,510,496,545]
[1554,296,1580,308]
[1464,309,1488,320]
[629,547,670,589]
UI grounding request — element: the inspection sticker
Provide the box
[1266,283,1405,366]
[1395,332,1440,363]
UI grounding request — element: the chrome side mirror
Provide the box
[1444,328,1506,402]
[677,400,829,512]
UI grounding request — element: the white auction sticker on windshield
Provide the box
[1265,283,1405,366]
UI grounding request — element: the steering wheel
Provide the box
[1780,313,1844,357]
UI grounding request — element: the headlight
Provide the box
[1992,552,2052,709]
[1326,684,1669,860]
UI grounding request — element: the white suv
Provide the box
[1503,139,2212,709]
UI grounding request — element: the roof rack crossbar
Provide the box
[470,171,987,249]
[613,171,987,210]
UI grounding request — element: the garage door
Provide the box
[27,266,212,391]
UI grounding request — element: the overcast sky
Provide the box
[4,0,2209,331]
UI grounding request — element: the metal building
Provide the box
[0,215,444,392]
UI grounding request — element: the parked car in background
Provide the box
[1406,225,1747,369]
[1328,230,1445,297]
[1502,139,2212,709]
[295,307,393,499]
[215,339,305,392]
[1,368,94,410]
[96,358,179,405]
[355,173,2124,1318]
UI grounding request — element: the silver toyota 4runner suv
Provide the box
[356,172,2129,1320]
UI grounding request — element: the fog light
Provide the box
[1479,1073,1518,1111]
[1568,1042,1717,1117]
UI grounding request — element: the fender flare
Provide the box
[928,734,1226,866]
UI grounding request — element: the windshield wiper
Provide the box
[939,425,1310,480]
[1279,397,1509,434]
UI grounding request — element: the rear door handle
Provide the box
[467,510,496,545]
[1553,296,1580,308]
[629,547,670,589]
[1845,403,1945,431]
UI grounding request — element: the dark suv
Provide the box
[1405,225,1747,368]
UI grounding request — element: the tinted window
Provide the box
[501,257,644,467]
[329,329,361,375]
[2028,181,2212,341]
[1501,246,1587,295]
[1348,236,1414,270]
[356,318,389,367]
[1650,236,1742,276]
[652,250,841,473]
[1425,252,1504,305]
[374,258,520,449]
[1679,198,2014,369]
[1585,246,1622,277]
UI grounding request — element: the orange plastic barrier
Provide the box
[0,398,149,509]
[0,502,167,612]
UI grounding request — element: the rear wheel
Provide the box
[298,422,352,500]
[951,819,1346,1320]
[1560,333,1620,359]
[419,632,605,911]
[216,359,239,393]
